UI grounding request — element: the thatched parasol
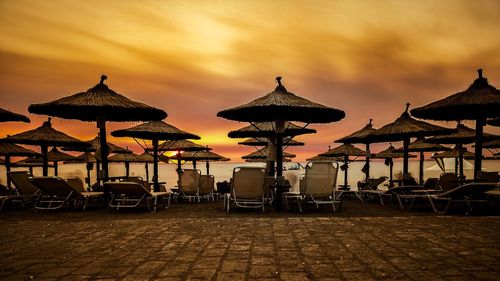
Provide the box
[487,118,500,127]
[228,122,316,138]
[63,134,130,154]
[238,137,304,147]
[0,118,89,176]
[425,123,497,181]
[482,139,500,149]
[28,75,167,183]
[13,157,54,175]
[0,108,30,123]
[242,148,296,160]
[411,69,500,180]
[178,150,230,174]
[153,139,210,171]
[394,138,450,184]
[433,146,475,159]
[246,157,292,163]
[335,119,378,180]
[319,144,367,188]
[306,155,343,162]
[36,147,75,176]
[369,103,452,183]
[111,121,200,191]
[64,151,97,188]
[373,144,417,184]
[0,143,39,188]
[109,152,154,178]
[218,77,345,210]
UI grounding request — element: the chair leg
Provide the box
[397,195,405,210]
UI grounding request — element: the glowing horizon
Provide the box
[1,0,499,161]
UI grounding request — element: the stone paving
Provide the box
[1,200,499,281]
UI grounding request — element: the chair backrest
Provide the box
[304,162,339,197]
[199,175,215,195]
[67,178,85,193]
[30,177,75,197]
[231,167,266,199]
[360,177,388,191]
[437,173,459,191]
[8,171,38,195]
[104,182,150,197]
[179,169,201,195]
[122,176,150,191]
[477,171,499,183]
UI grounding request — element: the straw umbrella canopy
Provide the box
[394,138,450,184]
[0,143,40,188]
[425,123,497,181]
[64,152,97,188]
[487,118,500,127]
[373,144,417,185]
[368,103,452,183]
[335,119,378,180]
[0,108,30,123]
[238,137,304,147]
[153,139,210,171]
[28,75,167,183]
[432,146,475,176]
[482,139,500,149]
[246,157,292,163]
[13,156,54,175]
[178,150,230,174]
[242,148,296,160]
[63,135,130,154]
[411,69,500,180]
[228,122,316,138]
[0,118,89,176]
[38,147,75,176]
[108,152,153,178]
[319,144,367,188]
[111,121,200,191]
[306,155,343,162]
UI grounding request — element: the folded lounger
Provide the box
[105,181,171,212]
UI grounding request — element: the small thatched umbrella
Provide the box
[178,150,230,174]
[394,138,450,184]
[154,139,210,171]
[218,77,344,209]
[319,144,367,188]
[368,103,452,183]
[0,143,39,188]
[13,157,54,175]
[246,157,292,163]
[373,144,417,185]
[112,121,200,191]
[64,152,97,188]
[0,108,30,123]
[411,69,500,180]
[432,146,475,175]
[425,123,497,182]
[242,148,296,160]
[0,118,89,176]
[487,118,500,127]
[36,147,75,176]
[336,119,378,180]
[28,75,167,183]
[108,152,153,178]
[238,137,304,147]
[306,155,343,162]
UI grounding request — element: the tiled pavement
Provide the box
[0,200,499,281]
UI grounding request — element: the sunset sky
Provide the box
[1,0,499,161]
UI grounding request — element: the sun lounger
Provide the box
[226,167,267,214]
[178,169,202,202]
[30,177,104,210]
[105,181,171,212]
[3,171,40,209]
[356,177,388,204]
[199,175,215,202]
[397,173,459,210]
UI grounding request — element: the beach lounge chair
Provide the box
[426,183,497,214]
[199,175,215,202]
[178,169,202,202]
[226,167,267,214]
[294,161,341,213]
[30,177,103,210]
[397,173,459,210]
[1,171,41,209]
[105,181,171,212]
[356,176,389,205]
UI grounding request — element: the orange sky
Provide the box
[1,0,499,161]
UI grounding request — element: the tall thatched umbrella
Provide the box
[112,121,200,191]
[178,150,230,174]
[373,144,417,185]
[335,119,378,180]
[319,144,367,188]
[411,69,500,180]
[153,139,210,171]
[218,77,344,209]
[28,75,167,183]
[425,123,497,182]
[0,143,39,188]
[0,118,89,176]
[368,103,452,184]
[0,108,30,123]
[108,152,154,178]
[64,152,97,188]
[394,138,450,184]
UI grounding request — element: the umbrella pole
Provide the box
[389,159,394,187]
[125,162,130,177]
[176,151,182,176]
[206,161,209,175]
[54,161,58,177]
[41,145,48,176]
[193,160,197,170]
[454,157,458,175]
[97,119,109,183]
[473,118,485,181]
[153,139,159,192]
[419,151,424,185]
[458,143,464,184]
[145,163,149,182]
[86,163,92,189]
[275,121,284,211]
[344,155,349,189]
[402,138,409,185]
[96,160,101,185]
[29,166,33,175]
[5,156,11,189]
[365,143,370,181]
